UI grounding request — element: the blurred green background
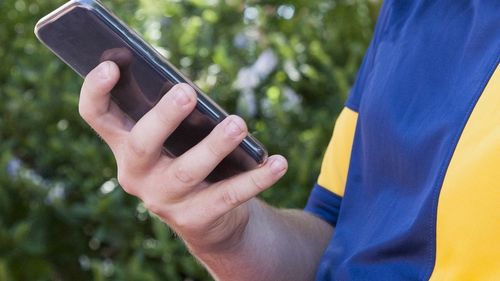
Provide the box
[0,0,379,280]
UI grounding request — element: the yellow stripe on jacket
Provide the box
[429,64,500,280]
[317,107,358,197]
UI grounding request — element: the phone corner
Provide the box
[33,19,42,38]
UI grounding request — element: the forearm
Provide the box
[190,199,333,281]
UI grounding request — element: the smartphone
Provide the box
[35,0,267,182]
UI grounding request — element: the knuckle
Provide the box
[172,166,195,185]
[169,211,204,231]
[153,104,174,125]
[250,174,267,191]
[127,137,149,158]
[206,140,225,158]
[116,171,128,187]
[159,206,190,229]
[221,187,242,208]
[143,200,163,216]
[171,215,191,230]
[78,103,94,121]
[116,171,137,195]
[143,196,178,223]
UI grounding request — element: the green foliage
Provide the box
[0,0,379,279]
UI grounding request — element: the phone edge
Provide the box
[34,0,268,165]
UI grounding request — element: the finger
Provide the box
[100,48,133,67]
[201,155,288,218]
[126,83,197,167]
[166,115,248,188]
[79,61,130,144]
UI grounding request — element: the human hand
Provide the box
[78,61,288,253]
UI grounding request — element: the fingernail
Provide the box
[98,61,110,80]
[270,157,286,174]
[174,85,191,106]
[225,119,243,137]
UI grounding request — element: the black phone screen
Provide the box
[36,3,266,182]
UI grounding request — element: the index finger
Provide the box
[79,61,131,147]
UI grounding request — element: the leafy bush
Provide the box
[0,0,379,280]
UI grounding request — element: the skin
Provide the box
[79,61,333,281]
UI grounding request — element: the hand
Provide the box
[78,61,288,253]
